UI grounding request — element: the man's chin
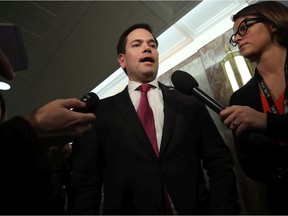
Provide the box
[143,71,157,80]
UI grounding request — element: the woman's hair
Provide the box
[232,1,288,48]
[0,92,6,123]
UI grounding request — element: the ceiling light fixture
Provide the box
[0,81,10,90]
[221,45,252,92]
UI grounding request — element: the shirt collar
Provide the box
[128,80,159,93]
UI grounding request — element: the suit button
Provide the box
[160,163,165,167]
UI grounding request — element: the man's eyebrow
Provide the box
[131,39,156,43]
[147,39,156,43]
[131,39,143,43]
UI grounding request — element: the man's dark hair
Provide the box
[117,23,158,55]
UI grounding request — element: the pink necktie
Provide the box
[137,84,159,157]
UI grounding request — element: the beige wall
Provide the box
[158,28,268,214]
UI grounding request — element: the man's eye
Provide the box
[149,44,156,48]
[132,44,140,47]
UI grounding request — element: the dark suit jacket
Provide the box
[70,82,240,214]
[0,116,60,214]
[229,71,288,182]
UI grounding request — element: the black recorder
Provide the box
[0,23,28,71]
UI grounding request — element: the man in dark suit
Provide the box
[70,23,240,214]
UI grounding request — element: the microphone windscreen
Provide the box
[79,92,99,113]
[171,70,198,94]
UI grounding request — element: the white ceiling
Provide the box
[2,0,286,118]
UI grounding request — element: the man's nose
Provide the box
[143,48,151,53]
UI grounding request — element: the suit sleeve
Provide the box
[0,116,55,213]
[0,116,44,165]
[195,101,240,214]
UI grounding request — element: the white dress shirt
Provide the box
[128,80,164,150]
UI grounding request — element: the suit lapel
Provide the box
[113,86,158,160]
[158,83,178,157]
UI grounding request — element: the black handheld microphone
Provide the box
[171,70,224,114]
[171,71,277,149]
[73,92,99,113]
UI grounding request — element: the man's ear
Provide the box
[118,54,126,69]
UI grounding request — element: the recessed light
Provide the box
[0,81,11,90]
